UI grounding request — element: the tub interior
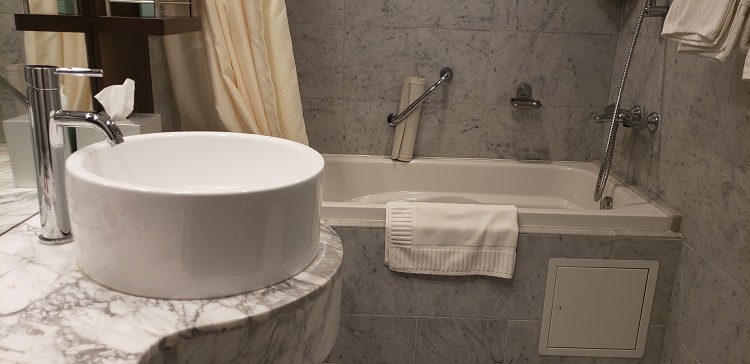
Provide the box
[320,155,677,231]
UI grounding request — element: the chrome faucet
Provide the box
[594,103,659,132]
[25,65,125,245]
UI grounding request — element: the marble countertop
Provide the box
[0,217,343,363]
[0,144,38,235]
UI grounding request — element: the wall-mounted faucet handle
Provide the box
[510,83,542,109]
[55,67,103,78]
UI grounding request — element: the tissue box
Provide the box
[76,113,162,148]
[2,114,73,188]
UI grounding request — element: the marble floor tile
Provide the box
[334,228,418,315]
[415,317,506,364]
[326,314,416,364]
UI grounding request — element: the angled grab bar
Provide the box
[387,67,453,126]
[0,74,29,105]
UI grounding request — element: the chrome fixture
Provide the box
[510,83,542,109]
[600,196,613,210]
[594,0,650,204]
[387,67,453,127]
[26,65,125,245]
[645,0,669,17]
[0,74,29,105]
[594,104,659,132]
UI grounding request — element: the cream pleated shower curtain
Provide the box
[164,0,308,144]
[24,0,91,111]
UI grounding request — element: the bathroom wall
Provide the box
[613,1,750,363]
[327,227,680,363]
[0,1,26,144]
[286,0,622,161]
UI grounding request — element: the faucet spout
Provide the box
[54,111,125,146]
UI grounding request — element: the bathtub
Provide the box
[320,155,679,231]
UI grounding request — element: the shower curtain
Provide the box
[164,0,308,145]
[24,0,91,111]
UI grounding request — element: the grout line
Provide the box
[682,242,750,295]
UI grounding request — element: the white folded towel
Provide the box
[662,0,737,45]
[676,1,749,62]
[385,201,518,278]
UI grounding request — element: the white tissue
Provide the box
[95,78,135,121]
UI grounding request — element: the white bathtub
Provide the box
[320,155,679,231]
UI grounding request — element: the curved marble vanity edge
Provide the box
[0,218,343,363]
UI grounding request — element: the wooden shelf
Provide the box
[14,14,200,35]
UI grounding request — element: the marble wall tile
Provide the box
[418,0,494,30]
[290,24,344,101]
[286,0,343,25]
[693,156,750,289]
[341,101,398,155]
[649,136,712,244]
[557,34,618,108]
[611,237,682,325]
[342,26,416,102]
[566,0,622,35]
[550,107,603,161]
[505,320,666,363]
[661,42,723,151]
[0,15,24,68]
[481,105,554,160]
[415,318,506,364]
[0,1,23,14]
[302,99,343,154]
[629,129,663,195]
[608,36,665,115]
[610,123,638,181]
[619,0,665,38]
[417,274,512,319]
[343,0,418,27]
[659,329,699,364]
[484,31,564,107]
[413,102,482,158]
[667,245,750,364]
[175,334,215,364]
[492,0,567,32]
[713,52,750,166]
[509,234,612,320]
[334,228,418,315]
[416,28,490,104]
[326,314,416,364]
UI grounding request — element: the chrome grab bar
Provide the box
[0,75,29,105]
[387,67,453,127]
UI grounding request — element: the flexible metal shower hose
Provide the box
[594,0,651,202]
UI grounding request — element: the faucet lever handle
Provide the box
[55,67,103,78]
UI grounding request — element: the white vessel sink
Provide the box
[65,132,324,299]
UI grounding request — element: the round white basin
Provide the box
[65,132,324,299]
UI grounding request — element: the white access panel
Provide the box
[539,259,659,358]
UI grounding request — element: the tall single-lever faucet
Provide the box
[25,65,125,245]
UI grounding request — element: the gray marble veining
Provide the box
[0,219,343,363]
[415,317,506,364]
[342,101,398,155]
[0,145,38,235]
[550,107,604,161]
[557,33,618,108]
[418,0,493,30]
[413,102,482,158]
[659,329,699,364]
[343,0,418,27]
[481,105,554,160]
[492,0,567,32]
[609,36,665,115]
[291,24,344,101]
[327,314,416,364]
[302,99,344,154]
[417,274,511,318]
[566,0,622,35]
[286,0,344,25]
[667,245,750,364]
